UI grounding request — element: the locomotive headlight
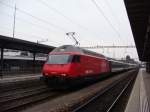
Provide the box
[45,73,49,75]
[61,74,67,76]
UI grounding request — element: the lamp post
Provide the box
[13,4,16,38]
[37,38,48,44]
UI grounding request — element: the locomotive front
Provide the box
[42,45,82,85]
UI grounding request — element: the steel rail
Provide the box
[72,71,134,112]
[0,88,59,112]
[72,70,137,112]
[106,73,135,112]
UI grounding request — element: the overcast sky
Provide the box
[0,0,138,60]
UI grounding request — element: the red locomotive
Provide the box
[42,45,111,86]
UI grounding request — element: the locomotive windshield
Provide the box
[46,54,71,64]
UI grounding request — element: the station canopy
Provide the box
[124,0,150,61]
[0,35,55,54]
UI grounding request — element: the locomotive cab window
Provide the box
[72,55,80,63]
[46,54,71,64]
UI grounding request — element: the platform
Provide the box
[125,68,150,112]
[0,73,42,83]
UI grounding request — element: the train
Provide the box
[42,45,136,87]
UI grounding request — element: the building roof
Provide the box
[0,35,55,54]
[124,0,150,61]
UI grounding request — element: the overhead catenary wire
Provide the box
[0,8,66,45]
[0,1,96,46]
[104,0,132,53]
[0,25,44,40]
[91,0,124,44]
[37,0,92,31]
[0,11,58,33]
[0,25,63,45]
[36,0,104,41]
[103,0,132,45]
[17,33,63,45]
[103,0,120,28]
[37,0,79,26]
[0,1,67,32]
[43,0,128,46]
[1,0,129,47]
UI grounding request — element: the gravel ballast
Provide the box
[21,70,135,112]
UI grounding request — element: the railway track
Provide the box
[0,70,138,112]
[72,70,137,112]
[0,78,64,112]
[0,78,44,93]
